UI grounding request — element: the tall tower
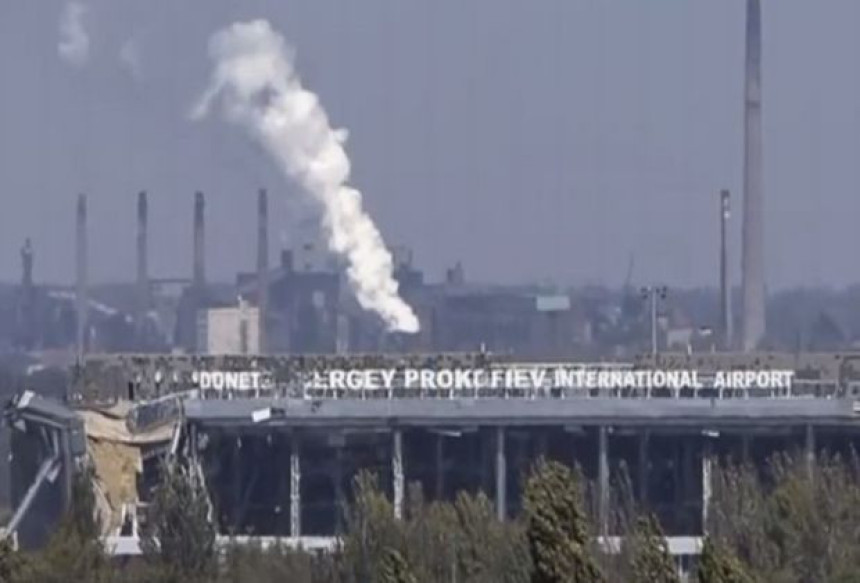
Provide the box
[76,193,88,359]
[720,190,732,350]
[19,238,35,350]
[189,191,206,354]
[136,191,149,342]
[740,0,765,352]
[257,188,269,354]
[21,238,33,290]
[193,191,206,290]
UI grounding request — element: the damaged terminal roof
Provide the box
[3,391,177,546]
[3,391,86,548]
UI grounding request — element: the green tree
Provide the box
[523,457,605,583]
[399,485,459,582]
[379,548,418,583]
[709,460,774,575]
[0,536,30,583]
[391,483,530,583]
[141,460,216,583]
[341,471,403,583]
[628,513,678,583]
[28,466,113,583]
[451,491,531,583]
[697,538,756,583]
[763,453,860,582]
[710,453,860,581]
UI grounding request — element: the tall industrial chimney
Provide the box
[76,193,88,359]
[720,190,732,350]
[136,191,149,339]
[21,238,33,290]
[193,191,206,289]
[257,188,269,353]
[740,0,765,352]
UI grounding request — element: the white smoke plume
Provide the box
[58,2,90,67]
[193,20,419,333]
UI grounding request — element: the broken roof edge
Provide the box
[4,390,81,427]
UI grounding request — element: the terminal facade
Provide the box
[6,351,860,554]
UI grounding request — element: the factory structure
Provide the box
[5,185,592,361]
[6,0,857,565]
[3,2,772,363]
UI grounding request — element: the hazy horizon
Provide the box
[2,1,860,290]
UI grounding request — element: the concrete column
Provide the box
[537,430,548,458]
[682,439,695,508]
[637,430,650,503]
[805,424,815,479]
[393,429,404,520]
[702,437,713,535]
[495,426,506,522]
[290,435,301,538]
[673,440,683,509]
[334,445,344,532]
[598,426,609,536]
[232,435,242,531]
[435,433,444,499]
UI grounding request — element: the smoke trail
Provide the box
[193,20,419,333]
[58,2,90,67]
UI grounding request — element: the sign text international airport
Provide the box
[194,367,795,392]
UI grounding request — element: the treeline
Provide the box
[4,453,860,582]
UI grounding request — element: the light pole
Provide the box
[641,285,668,355]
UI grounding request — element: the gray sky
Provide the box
[1,0,859,290]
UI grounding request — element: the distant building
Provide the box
[197,302,260,355]
[421,286,585,358]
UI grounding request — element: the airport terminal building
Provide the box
[6,351,860,556]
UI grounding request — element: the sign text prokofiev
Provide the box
[193,367,795,392]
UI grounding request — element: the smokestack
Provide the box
[76,193,88,359]
[136,191,149,337]
[193,191,206,289]
[257,188,269,353]
[741,0,765,352]
[720,190,732,350]
[21,238,33,290]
